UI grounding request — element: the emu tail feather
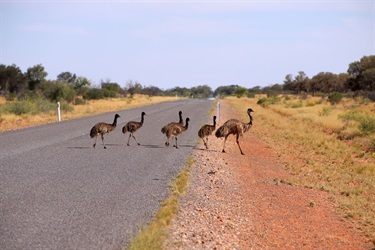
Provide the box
[215,125,227,138]
[161,126,168,134]
[122,126,128,134]
[90,126,97,138]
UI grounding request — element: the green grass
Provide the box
[127,157,194,250]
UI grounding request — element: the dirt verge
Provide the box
[166,100,372,249]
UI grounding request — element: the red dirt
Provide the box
[167,101,372,249]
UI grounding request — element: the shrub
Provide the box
[257,96,281,108]
[318,106,332,116]
[328,92,343,105]
[257,97,268,107]
[9,100,32,115]
[44,83,76,102]
[369,139,375,152]
[84,88,104,100]
[339,110,375,134]
[358,115,375,134]
[33,99,55,114]
[74,97,86,105]
[60,101,74,112]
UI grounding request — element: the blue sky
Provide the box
[1,1,373,90]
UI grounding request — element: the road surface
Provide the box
[0,98,213,250]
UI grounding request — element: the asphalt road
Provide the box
[0,98,214,250]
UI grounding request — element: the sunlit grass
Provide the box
[0,95,178,132]
[225,96,375,244]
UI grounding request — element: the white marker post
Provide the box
[57,102,61,122]
[217,101,220,122]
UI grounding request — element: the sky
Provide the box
[1,0,374,91]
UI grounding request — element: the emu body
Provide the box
[90,114,120,149]
[163,117,190,149]
[198,115,216,149]
[215,108,254,155]
[122,112,145,146]
[161,111,183,134]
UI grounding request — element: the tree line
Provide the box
[1,55,374,103]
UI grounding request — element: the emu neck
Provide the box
[184,120,189,129]
[141,114,145,124]
[113,117,119,126]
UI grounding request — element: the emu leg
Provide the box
[236,134,244,155]
[222,135,229,153]
[201,138,207,149]
[132,133,141,145]
[101,134,107,149]
[127,134,131,146]
[175,136,179,149]
[93,136,98,148]
[205,137,209,149]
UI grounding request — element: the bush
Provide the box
[339,110,375,134]
[8,100,32,115]
[44,82,76,102]
[257,96,281,108]
[60,101,74,112]
[328,92,343,105]
[73,97,86,105]
[358,116,375,134]
[83,88,104,100]
[318,106,332,116]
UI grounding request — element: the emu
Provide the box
[161,110,183,134]
[215,108,254,155]
[198,115,217,149]
[90,114,120,149]
[163,117,190,148]
[122,111,146,146]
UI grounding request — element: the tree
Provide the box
[0,64,28,95]
[191,85,213,98]
[310,72,339,93]
[125,80,142,96]
[26,64,48,90]
[57,71,76,83]
[141,85,162,96]
[347,55,375,91]
[213,85,238,96]
[73,76,91,95]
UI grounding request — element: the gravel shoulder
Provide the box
[166,101,372,249]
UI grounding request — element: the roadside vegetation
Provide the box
[227,95,375,244]
[0,95,177,132]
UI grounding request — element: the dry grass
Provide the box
[225,96,375,244]
[0,95,178,132]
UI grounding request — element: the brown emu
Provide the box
[161,111,183,134]
[198,115,217,149]
[90,114,120,149]
[163,117,190,148]
[215,108,254,155]
[122,111,146,146]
